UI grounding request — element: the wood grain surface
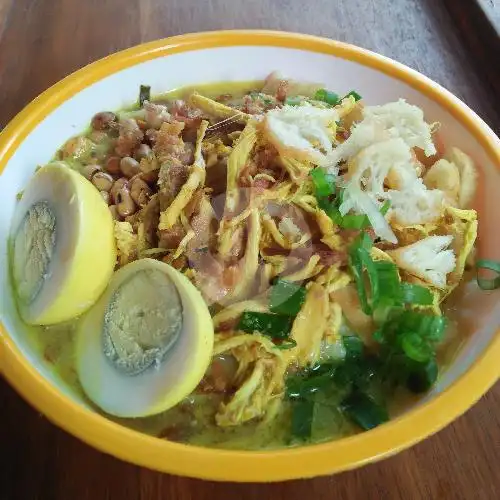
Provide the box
[1,1,499,498]
[443,0,500,101]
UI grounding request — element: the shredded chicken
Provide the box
[287,282,329,366]
[224,121,258,214]
[212,334,287,426]
[158,121,209,229]
[189,93,251,124]
[74,76,480,433]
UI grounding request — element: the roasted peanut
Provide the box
[120,156,141,178]
[110,177,129,204]
[92,171,114,192]
[100,191,110,204]
[140,170,159,185]
[81,164,101,180]
[134,143,152,162]
[59,136,95,161]
[116,187,136,217]
[105,155,122,175]
[91,111,117,131]
[88,130,109,144]
[145,128,158,145]
[130,177,152,208]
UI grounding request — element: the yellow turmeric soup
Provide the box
[10,73,496,450]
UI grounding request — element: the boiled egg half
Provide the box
[9,162,116,325]
[76,258,214,418]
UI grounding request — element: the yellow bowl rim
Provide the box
[1,30,500,482]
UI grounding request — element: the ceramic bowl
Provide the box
[1,31,499,482]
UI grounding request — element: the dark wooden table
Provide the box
[1,1,499,498]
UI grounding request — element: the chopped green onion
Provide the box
[314,88,340,106]
[290,398,314,439]
[274,338,298,350]
[373,260,401,306]
[345,90,362,102]
[400,283,434,306]
[349,235,437,317]
[317,196,332,212]
[377,310,447,344]
[341,392,388,430]
[333,359,363,389]
[348,237,379,315]
[269,279,307,316]
[401,332,434,362]
[337,200,390,230]
[343,335,364,360]
[380,200,391,215]
[281,229,446,439]
[403,312,447,342]
[138,85,151,106]
[406,358,438,393]
[312,172,389,231]
[352,231,374,251]
[372,329,385,344]
[339,214,371,229]
[310,168,335,197]
[337,187,345,205]
[476,259,500,290]
[286,365,336,399]
[372,303,395,326]
[237,311,293,339]
[285,96,302,106]
[320,201,344,225]
[370,261,411,323]
[427,316,447,341]
[371,307,445,395]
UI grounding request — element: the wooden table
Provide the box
[1,1,499,498]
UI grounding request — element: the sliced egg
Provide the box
[10,162,116,325]
[76,258,214,418]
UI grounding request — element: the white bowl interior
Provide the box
[1,45,499,417]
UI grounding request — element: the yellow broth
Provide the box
[28,292,469,450]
